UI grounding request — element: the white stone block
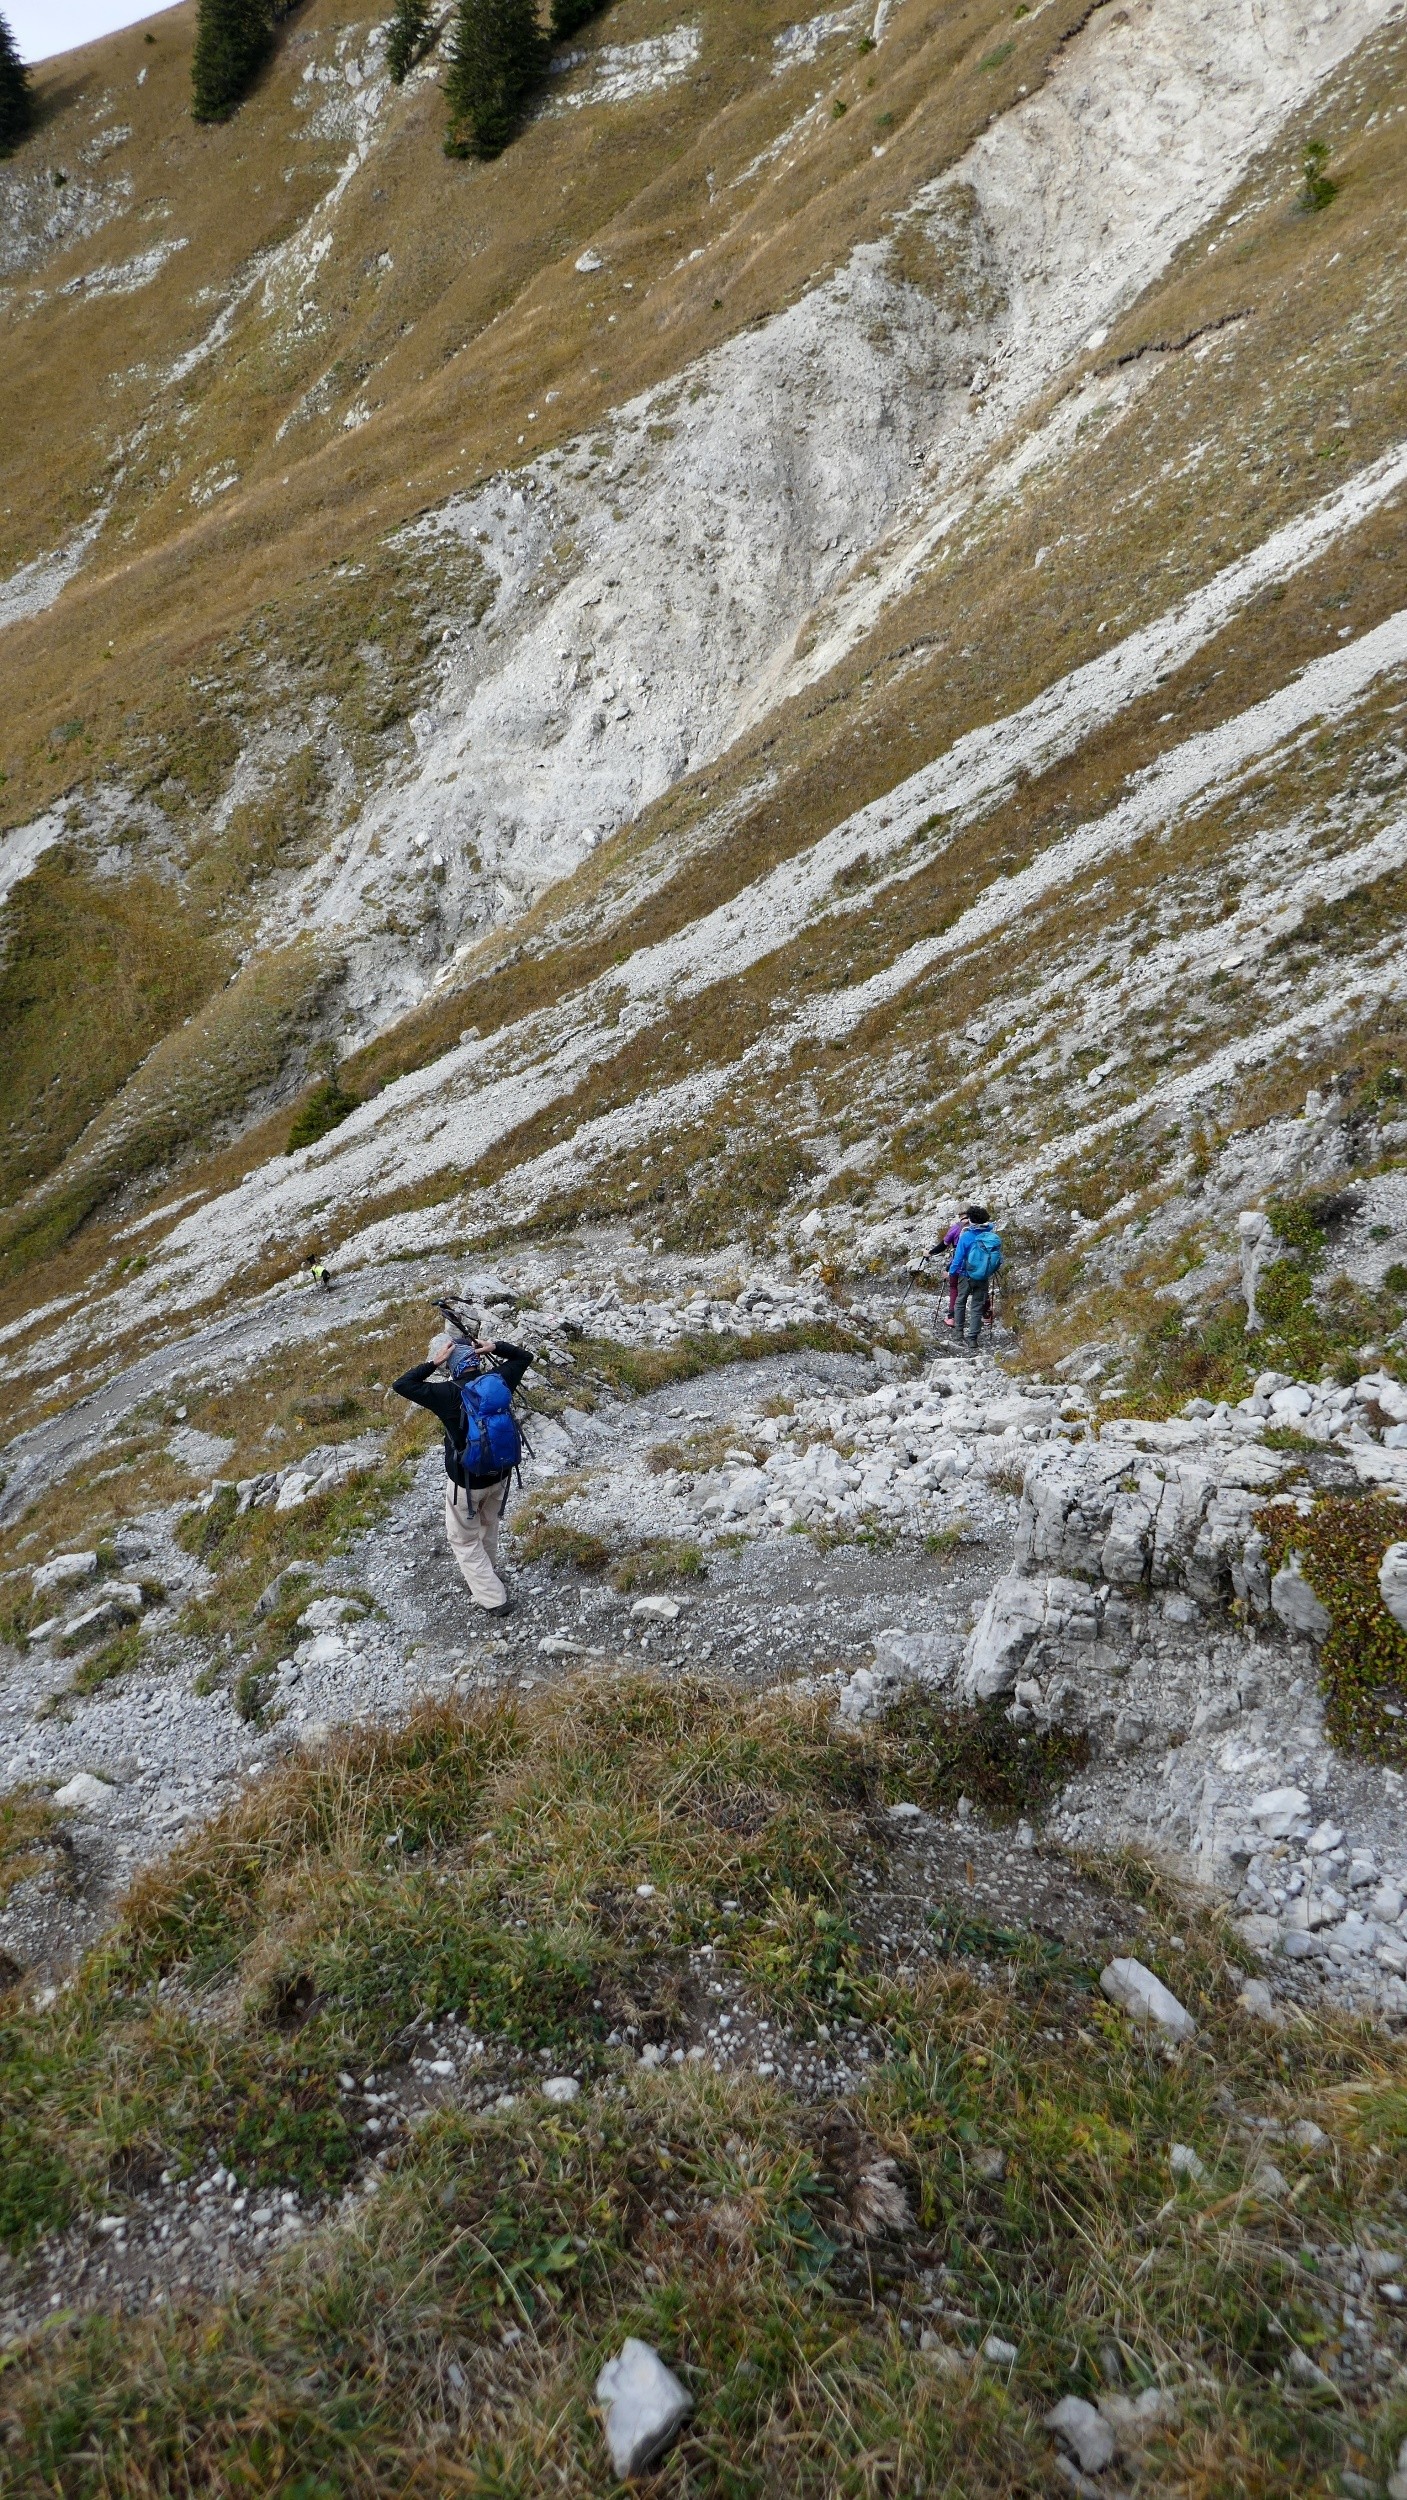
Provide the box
[1099,1957,1195,2041]
[595,2339,692,2478]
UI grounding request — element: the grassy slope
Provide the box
[0,0,1183,1258]
[0,11,1404,1371]
[0,1674,1405,2494]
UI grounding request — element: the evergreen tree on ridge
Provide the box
[444,0,547,157]
[191,0,275,124]
[387,0,434,85]
[0,7,34,157]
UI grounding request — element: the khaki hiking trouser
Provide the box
[444,1476,509,1610]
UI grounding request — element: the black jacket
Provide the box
[392,1342,533,1490]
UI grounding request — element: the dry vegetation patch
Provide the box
[0,1676,1405,2490]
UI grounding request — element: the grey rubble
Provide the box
[3,1250,1407,2028]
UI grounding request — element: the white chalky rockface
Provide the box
[253,0,1396,1016]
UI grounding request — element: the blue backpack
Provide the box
[963,1225,1003,1284]
[449,1350,523,1483]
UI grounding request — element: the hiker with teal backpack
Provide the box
[392,1303,532,1615]
[949,1206,1003,1346]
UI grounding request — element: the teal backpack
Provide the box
[963,1226,1003,1284]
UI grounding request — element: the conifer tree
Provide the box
[0,8,34,157]
[549,0,603,39]
[387,0,434,83]
[443,0,547,157]
[191,0,274,124]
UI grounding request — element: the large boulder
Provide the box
[31,1551,98,1598]
[1015,1437,1284,1608]
[962,1574,1101,1700]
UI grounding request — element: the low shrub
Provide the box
[1258,1493,1407,1763]
[514,1517,610,1574]
[285,1077,360,1156]
[879,1694,1090,1825]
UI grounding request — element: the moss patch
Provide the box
[1259,1493,1407,1764]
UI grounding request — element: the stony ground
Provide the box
[0,1332,1007,1981]
[5,1268,1407,2491]
[6,1255,1407,2038]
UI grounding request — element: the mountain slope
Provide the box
[1,0,1405,1390]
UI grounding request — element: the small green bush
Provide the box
[880,1694,1089,1824]
[1298,139,1337,213]
[1266,1194,1328,1264]
[515,1517,610,1574]
[286,1078,359,1156]
[1259,1494,1407,1762]
[70,1626,142,1696]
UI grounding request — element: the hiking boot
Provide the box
[483,1596,516,1619]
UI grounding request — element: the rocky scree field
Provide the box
[6,0,1407,2488]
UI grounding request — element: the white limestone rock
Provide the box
[838,1663,902,1723]
[1248,1785,1310,1840]
[595,2338,693,2478]
[297,1596,362,1632]
[1237,1209,1272,1331]
[1099,1957,1195,2042]
[961,1572,1102,1699]
[1045,2395,1116,2475]
[1236,1977,1285,2027]
[1270,1554,1330,1641]
[873,1625,954,1682]
[31,1551,97,1597]
[963,1575,1047,1699]
[1380,1543,1407,1633]
[64,1588,144,1644]
[1097,2387,1180,2450]
[1014,1438,1281,1608]
[52,1772,113,1811]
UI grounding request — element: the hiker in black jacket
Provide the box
[392,1315,532,1614]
